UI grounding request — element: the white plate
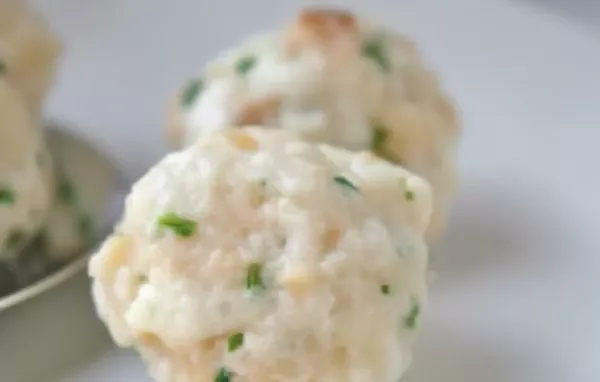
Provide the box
[7,0,599,381]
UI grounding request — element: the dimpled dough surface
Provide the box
[90,128,432,382]
[167,9,459,238]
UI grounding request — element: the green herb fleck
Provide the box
[402,178,414,202]
[0,187,15,205]
[157,212,197,237]
[404,298,420,329]
[333,176,359,192]
[371,123,389,157]
[362,37,390,72]
[228,332,244,352]
[246,262,265,290]
[215,367,231,382]
[6,229,24,249]
[235,55,257,76]
[78,215,94,240]
[181,78,203,108]
[57,180,75,203]
[137,274,148,284]
[380,284,390,295]
[0,61,6,76]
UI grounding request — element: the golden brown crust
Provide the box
[285,8,360,58]
[234,95,281,126]
[226,129,259,151]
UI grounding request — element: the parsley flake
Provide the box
[57,180,75,204]
[181,78,203,108]
[246,263,265,290]
[157,213,197,237]
[0,187,15,205]
[0,61,6,76]
[404,298,420,329]
[362,37,390,72]
[6,229,24,249]
[333,176,359,192]
[402,178,415,202]
[235,55,257,76]
[381,284,390,295]
[371,123,388,155]
[79,215,94,240]
[228,332,244,352]
[215,367,231,382]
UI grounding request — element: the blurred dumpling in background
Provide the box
[0,0,62,112]
[90,128,431,382]
[166,9,460,238]
[38,128,119,261]
[0,77,54,260]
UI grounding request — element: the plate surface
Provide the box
[7,0,600,381]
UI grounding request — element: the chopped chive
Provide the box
[404,298,420,329]
[78,215,94,240]
[333,176,359,192]
[215,367,231,382]
[402,178,415,202]
[362,37,390,72]
[35,231,48,249]
[6,229,24,249]
[371,123,388,155]
[157,212,197,237]
[380,284,390,295]
[246,262,265,290]
[57,180,75,203]
[0,187,15,205]
[228,332,244,352]
[181,78,203,108]
[235,55,256,76]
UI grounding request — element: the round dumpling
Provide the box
[38,128,118,261]
[0,0,62,112]
[166,8,459,238]
[0,78,54,260]
[90,128,432,382]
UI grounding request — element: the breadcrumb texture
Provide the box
[90,128,432,382]
[166,9,460,238]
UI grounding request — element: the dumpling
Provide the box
[166,9,460,238]
[0,77,54,259]
[0,0,62,112]
[90,128,432,382]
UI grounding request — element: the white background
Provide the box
[1,0,599,381]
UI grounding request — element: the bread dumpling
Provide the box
[166,9,460,238]
[0,78,54,260]
[90,128,432,382]
[0,0,62,112]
